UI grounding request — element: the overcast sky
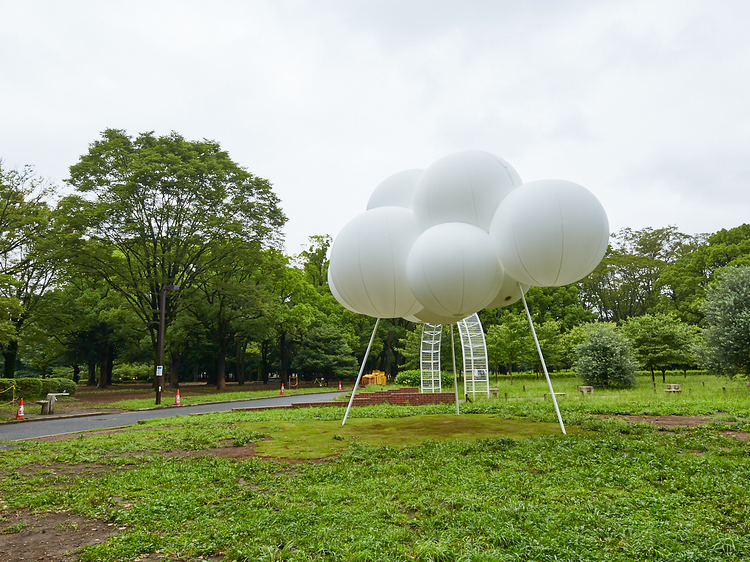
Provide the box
[2,0,749,255]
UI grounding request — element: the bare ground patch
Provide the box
[0,509,122,561]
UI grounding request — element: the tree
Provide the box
[575,324,638,388]
[61,129,286,380]
[291,321,358,379]
[699,265,750,377]
[579,226,696,322]
[0,163,60,378]
[622,313,699,382]
[486,312,535,380]
[657,224,750,325]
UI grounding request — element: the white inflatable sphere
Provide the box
[406,223,505,318]
[329,206,423,318]
[412,150,522,232]
[490,180,609,287]
[408,307,466,325]
[327,268,361,314]
[367,169,424,210]
[486,275,530,308]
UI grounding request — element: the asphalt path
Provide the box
[0,392,344,442]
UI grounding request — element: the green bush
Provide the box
[112,363,153,382]
[575,324,638,388]
[394,369,454,388]
[0,377,76,401]
[394,369,421,387]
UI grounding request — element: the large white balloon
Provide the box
[412,150,522,232]
[406,222,505,319]
[408,307,467,325]
[367,169,423,210]
[327,268,361,314]
[490,180,609,287]
[329,206,423,318]
[485,275,530,308]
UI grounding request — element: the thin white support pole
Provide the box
[519,284,566,435]
[451,324,459,415]
[342,317,380,426]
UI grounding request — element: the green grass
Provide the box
[1,374,749,561]
[241,415,571,459]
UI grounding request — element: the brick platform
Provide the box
[231,387,456,413]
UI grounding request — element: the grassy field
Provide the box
[1,374,749,561]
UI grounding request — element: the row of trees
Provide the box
[2,129,750,389]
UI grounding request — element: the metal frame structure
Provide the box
[418,313,489,399]
[457,313,490,399]
[420,323,443,392]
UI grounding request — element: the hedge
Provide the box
[0,377,77,401]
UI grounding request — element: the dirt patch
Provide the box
[601,415,724,427]
[0,509,122,561]
[722,431,750,441]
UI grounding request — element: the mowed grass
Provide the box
[0,374,749,561]
[242,414,572,459]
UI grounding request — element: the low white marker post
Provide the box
[451,324,459,415]
[519,284,566,435]
[342,318,380,426]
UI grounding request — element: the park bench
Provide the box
[543,392,566,400]
[489,388,499,397]
[665,384,682,393]
[577,386,594,394]
[35,392,69,415]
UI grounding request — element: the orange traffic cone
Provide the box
[174,390,181,406]
[15,398,25,419]
[338,381,342,391]
[280,383,285,396]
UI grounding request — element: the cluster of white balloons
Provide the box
[328,150,609,324]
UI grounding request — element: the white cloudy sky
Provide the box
[2,0,750,254]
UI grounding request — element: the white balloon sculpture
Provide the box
[329,150,609,321]
[331,150,609,433]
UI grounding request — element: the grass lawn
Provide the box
[0,373,749,561]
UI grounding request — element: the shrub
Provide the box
[112,363,153,382]
[575,324,638,388]
[0,377,76,401]
[394,369,454,388]
[394,369,421,387]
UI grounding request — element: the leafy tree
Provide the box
[699,265,750,377]
[579,226,696,322]
[61,129,285,376]
[622,313,700,382]
[575,324,638,388]
[291,321,358,380]
[486,312,534,380]
[657,224,750,325]
[0,163,60,377]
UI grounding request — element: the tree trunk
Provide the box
[87,360,97,386]
[650,365,655,383]
[72,364,80,384]
[97,358,107,388]
[661,368,667,383]
[192,364,198,383]
[2,340,18,378]
[217,355,227,391]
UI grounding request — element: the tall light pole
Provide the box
[156,284,180,405]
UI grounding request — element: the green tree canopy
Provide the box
[699,265,750,377]
[60,129,286,368]
[622,313,699,382]
[575,323,638,388]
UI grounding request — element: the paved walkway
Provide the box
[0,392,343,442]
